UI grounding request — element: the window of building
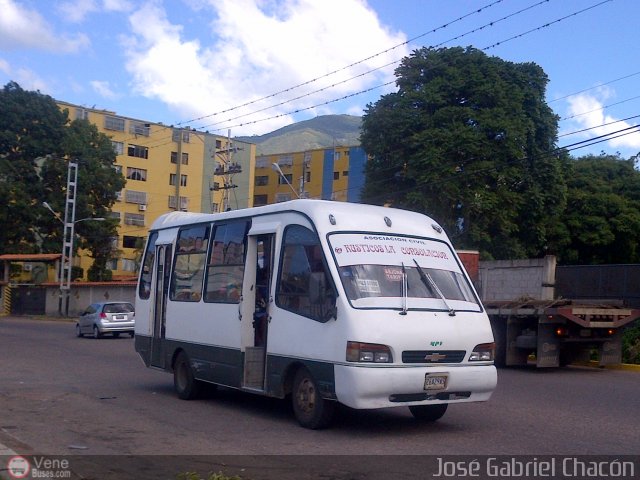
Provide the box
[276,225,335,322]
[256,157,270,168]
[305,171,311,183]
[122,258,137,272]
[255,175,269,186]
[169,174,176,186]
[278,174,293,185]
[172,129,190,143]
[342,170,349,177]
[75,108,89,120]
[106,258,118,271]
[123,235,144,249]
[333,171,340,180]
[113,165,122,174]
[129,121,150,137]
[170,152,189,164]
[126,167,147,181]
[168,196,189,210]
[170,225,210,302]
[277,155,293,167]
[127,144,149,159]
[215,139,222,149]
[124,212,145,226]
[125,190,147,205]
[180,174,187,187]
[253,194,268,206]
[112,141,124,155]
[204,221,249,304]
[275,193,291,203]
[105,115,125,132]
[334,151,341,161]
[109,212,121,222]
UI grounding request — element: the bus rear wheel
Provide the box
[409,403,448,422]
[292,368,334,429]
[173,351,202,400]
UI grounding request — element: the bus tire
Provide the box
[173,351,202,400]
[292,367,334,429]
[409,403,448,422]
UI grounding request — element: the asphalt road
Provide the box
[1,317,638,479]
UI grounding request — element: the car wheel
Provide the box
[173,351,202,400]
[75,324,83,338]
[92,325,102,339]
[409,404,448,422]
[292,367,334,429]
[129,331,135,338]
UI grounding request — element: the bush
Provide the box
[622,320,640,364]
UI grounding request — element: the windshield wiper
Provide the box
[400,262,408,315]
[413,259,456,316]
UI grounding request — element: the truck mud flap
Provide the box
[599,331,623,366]
[536,325,560,368]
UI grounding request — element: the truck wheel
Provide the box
[491,319,507,367]
[292,367,334,429]
[409,404,448,422]
[173,351,202,400]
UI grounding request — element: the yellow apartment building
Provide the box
[253,146,367,205]
[56,101,255,280]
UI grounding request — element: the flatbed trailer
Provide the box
[485,299,640,367]
[476,256,640,368]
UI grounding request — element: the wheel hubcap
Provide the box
[297,378,315,414]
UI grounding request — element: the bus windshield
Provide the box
[328,233,480,312]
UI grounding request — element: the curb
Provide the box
[573,361,640,372]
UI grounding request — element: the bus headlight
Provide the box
[469,342,495,362]
[346,341,393,363]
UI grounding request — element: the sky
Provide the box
[0,0,639,158]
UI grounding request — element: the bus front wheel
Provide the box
[292,367,334,429]
[173,351,202,400]
[409,403,448,422]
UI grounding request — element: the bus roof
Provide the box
[149,199,447,240]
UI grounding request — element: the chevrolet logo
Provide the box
[424,353,447,362]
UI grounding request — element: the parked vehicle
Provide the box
[134,200,497,429]
[76,301,136,339]
[478,256,640,367]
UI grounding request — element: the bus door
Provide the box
[151,244,172,369]
[242,233,275,390]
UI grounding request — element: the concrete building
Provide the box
[252,145,367,205]
[56,102,256,280]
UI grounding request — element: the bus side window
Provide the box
[276,225,335,322]
[139,232,158,300]
[170,225,210,302]
[204,220,250,304]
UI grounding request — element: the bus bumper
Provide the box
[334,364,497,409]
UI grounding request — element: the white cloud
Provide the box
[566,88,640,153]
[0,0,90,53]
[90,80,119,99]
[57,0,98,23]
[56,0,133,23]
[121,0,407,135]
[0,57,49,92]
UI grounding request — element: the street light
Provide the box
[271,163,300,200]
[42,202,105,316]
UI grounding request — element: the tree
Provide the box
[360,47,569,259]
[558,153,640,264]
[0,82,125,277]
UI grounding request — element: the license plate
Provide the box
[114,315,127,321]
[424,374,448,391]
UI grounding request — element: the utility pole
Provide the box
[60,161,78,316]
[213,130,242,212]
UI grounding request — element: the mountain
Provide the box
[236,114,362,155]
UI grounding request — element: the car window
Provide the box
[84,305,97,315]
[102,303,134,314]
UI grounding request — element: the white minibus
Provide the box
[135,200,497,428]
